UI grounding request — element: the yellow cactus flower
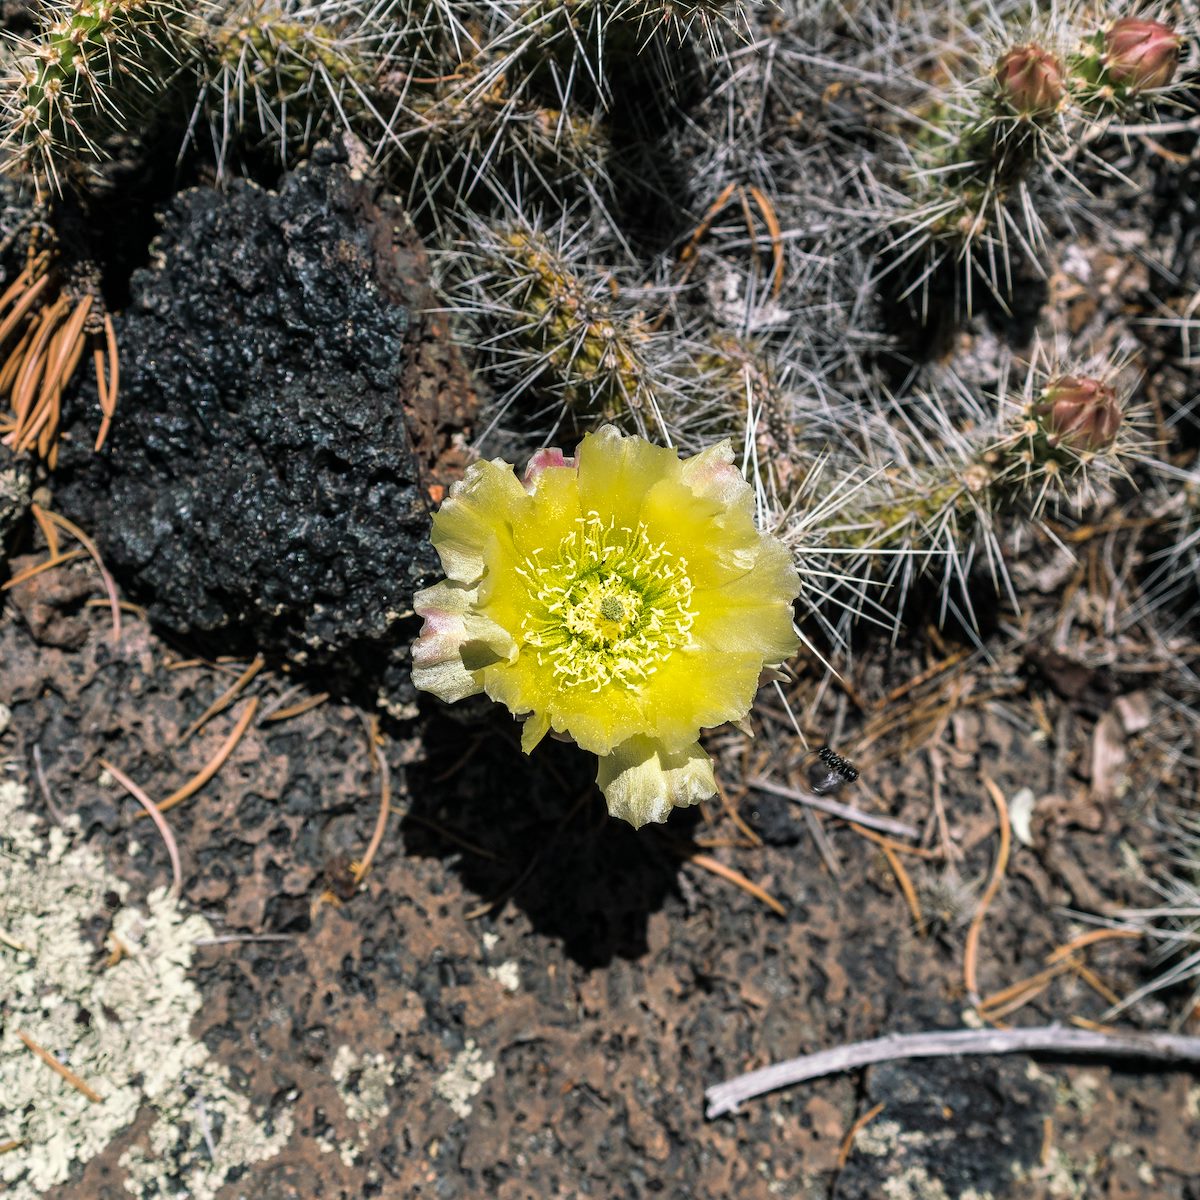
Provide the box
[412,425,800,828]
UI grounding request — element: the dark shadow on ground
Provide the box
[401,703,699,968]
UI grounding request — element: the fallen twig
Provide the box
[705,1025,1200,1118]
[747,776,919,840]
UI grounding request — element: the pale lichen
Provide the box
[434,1040,495,1120]
[0,775,292,1198]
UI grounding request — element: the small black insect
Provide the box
[806,745,860,796]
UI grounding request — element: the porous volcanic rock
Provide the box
[56,142,475,712]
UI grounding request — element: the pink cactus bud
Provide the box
[1035,376,1123,451]
[995,44,1065,114]
[1104,17,1181,91]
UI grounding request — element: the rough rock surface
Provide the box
[56,142,474,710]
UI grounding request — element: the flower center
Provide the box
[517,511,695,691]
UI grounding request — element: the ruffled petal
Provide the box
[596,736,717,829]
[430,459,531,584]
[412,582,518,703]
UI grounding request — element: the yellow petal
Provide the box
[521,710,551,754]
[431,459,531,584]
[576,424,679,529]
[596,736,716,829]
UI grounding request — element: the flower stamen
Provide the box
[520,511,695,692]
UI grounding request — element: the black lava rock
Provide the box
[56,144,449,711]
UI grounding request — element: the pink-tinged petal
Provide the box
[522,448,577,492]
[412,583,517,703]
[679,439,754,513]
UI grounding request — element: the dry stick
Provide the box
[100,758,182,901]
[151,698,259,815]
[16,1030,103,1103]
[33,506,121,642]
[687,853,786,917]
[705,1026,1200,1118]
[181,656,264,743]
[963,777,1012,1008]
[747,776,919,840]
[402,811,505,862]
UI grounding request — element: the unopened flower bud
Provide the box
[1035,376,1123,451]
[1104,17,1181,91]
[996,44,1065,113]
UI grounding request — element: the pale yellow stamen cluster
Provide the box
[517,512,695,692]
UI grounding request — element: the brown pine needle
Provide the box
[181,656,264,743]
[16,1030,102,1103]
[2,547,85,589]
[99,758,182,900]
[875,650,971,711]
[1045,928,1141,964]
[31,502,60,559]
[837,1102,886,1167]
[32,505,121,642]
[747,185,785,297]
[84,597,146,618]
[1070,1015,1120,1034]
[261,691,330,723]
[1070,962,1122,1007]
[716,779,761,846]
[687,852,786,917]
[964,777,1011,1008]
[850,822,923,931]
[0,1139,26,1154]
[0,269,50,346]
[351,751,391,885]
[980,962,1070,1014]
[152,698,259,815]
[94,313,118,451]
